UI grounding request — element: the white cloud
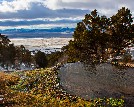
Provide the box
[0,0,42,12]
[43,0,61,10]
[43,0,134,16]
[0,0,134,29]
[0,0,134,17]
[0,17,81,29]
[0,17,83,22]
[62,0,89,3]
[0,23,76,30]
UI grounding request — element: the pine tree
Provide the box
[63,8,134,65]
[110,7,134,57]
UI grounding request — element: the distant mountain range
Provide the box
[0,27,75,38]
[0,27,75,33]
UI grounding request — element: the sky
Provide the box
[0,0,134,29]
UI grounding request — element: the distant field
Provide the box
[10,38,73,54]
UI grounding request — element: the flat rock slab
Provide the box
[59,62,134,106]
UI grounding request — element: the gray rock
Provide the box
[59,63,134,106]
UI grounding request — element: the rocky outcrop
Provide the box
[59,62,134,107]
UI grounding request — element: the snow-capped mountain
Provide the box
[0,27,75,38]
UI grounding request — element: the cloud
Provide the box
[0,17,83,29]
[0,0,90,29]
[0,0,134,17]
[0,23,77,29]
[0,0,44,13]
[44,0,134,16]
[0,18,81,26]
[44,0,115,10]
[0,0,29,12]
[0,3,89,19]
[0,0,134,29]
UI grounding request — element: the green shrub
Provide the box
[1,68,124,107]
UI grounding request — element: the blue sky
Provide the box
[0,0,134,29]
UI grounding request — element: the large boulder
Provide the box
[59,62,134,106]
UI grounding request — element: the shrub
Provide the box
[0,69,124,107]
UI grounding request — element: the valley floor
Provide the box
[10,38,73,54]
